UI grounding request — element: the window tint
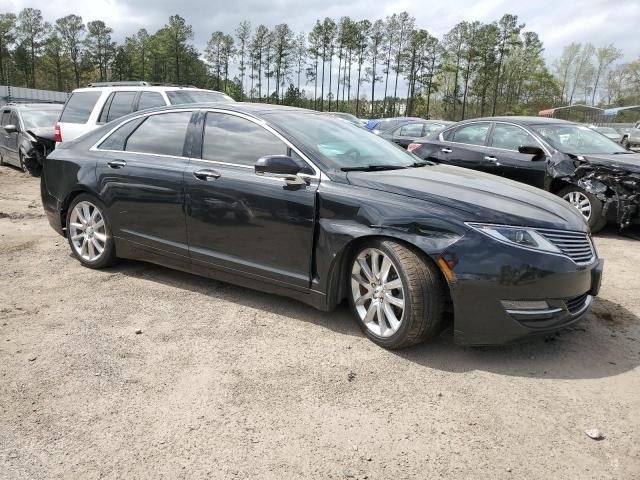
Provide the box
[398,123,424,137]
[424,123,444,134]
[138,92,166,111]
[452,123,490,146]
[125,112,192,157]
[202,113,287,166]
[9,112,19,129]
[106,91,137,123]
[490,123,537,151]
[98,118,145,151]
[60,91,101,124]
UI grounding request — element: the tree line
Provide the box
[0,8,638,120]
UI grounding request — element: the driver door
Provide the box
[185,111,319,288]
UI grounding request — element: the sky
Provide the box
[1,0,639,63]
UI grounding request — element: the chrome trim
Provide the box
[506,307,563,316]
[568,295,593,317]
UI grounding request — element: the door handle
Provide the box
[193,169,221,181]
[107,160,126,169]
[441,147,452,153]
[483,156,501,166]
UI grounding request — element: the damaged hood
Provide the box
[25,127,56,143]
[576,153,640,173]
[346,164,588,231]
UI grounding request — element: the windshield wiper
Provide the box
[340,165,408,172]
[611,151,634,154]
[410,161,430,167]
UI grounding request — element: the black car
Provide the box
[42,104,603,349]
[0,103,61,176]
[410,117,640,232]
[379,120,455,149]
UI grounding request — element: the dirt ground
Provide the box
[0,165,639,480]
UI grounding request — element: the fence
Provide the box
[0,86,69,106]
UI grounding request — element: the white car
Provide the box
[55,82,234,143]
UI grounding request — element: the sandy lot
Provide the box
[0,165,639,479]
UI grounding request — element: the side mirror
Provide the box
[518,145,545,160]
[4,124,18,134]
[255,155,307,186]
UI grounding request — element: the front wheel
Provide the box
[558,185,606,233]
[348,239,446,349]
[66,194,117,269]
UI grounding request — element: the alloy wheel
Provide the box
[68,201,107,262]
[351,248,405,338]
[563,191,592,221]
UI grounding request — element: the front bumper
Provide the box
[442,232,603,346]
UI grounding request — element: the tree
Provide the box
[165,15,193,83]
[85,20,115,81]
[307,23,321,108]
[136,29,150,80]
[0,14,16,85]
[366,20,385,116]
[568,43,594,104]
[271,23,294,102]
[17,8,50,87]
[391,12,414,116]
[292,32,306,90]
[42,32,66,90]
[354,20,371,116]
[206,31,226,89]
[318,17,336,111]
[591,45,622,105]
[56,14,85,88]
[554,42,581,104]
[491,14,523,115]
[235,21,251,99]
[381,15,397,115]
[251,25,269,99]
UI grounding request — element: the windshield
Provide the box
[167,90,234,105]
[532,124,627,154]
[20,109,61,129]
[268,112,418,170]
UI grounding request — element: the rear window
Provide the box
[60,91,102,124]
[138,92,166,111]
[166,90,234,105]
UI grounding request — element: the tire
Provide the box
[65,194,117,269]
[19,151,42,177]
[348,239,446,349]
[558,185,607,233]
[622,137,630,150]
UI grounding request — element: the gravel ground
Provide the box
[1,166,639,479]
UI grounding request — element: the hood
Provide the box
[347,164,588,231]
[579,153,640,173]
[25,127,56,143]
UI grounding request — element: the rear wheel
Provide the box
[558,185,606,233]
[66,194,117,269]
[348,239,446,349]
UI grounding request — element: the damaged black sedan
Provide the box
[0,103,61,176]
[42,104,602,349]
[410,117,640,232]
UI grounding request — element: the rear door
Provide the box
[184,110,319,288]
[95,110,193,258]
[435,122,495,174]
[58,90,103,142]
[485,122,548,188]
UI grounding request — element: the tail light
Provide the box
[407,143,421,153]
[54,123,62,143]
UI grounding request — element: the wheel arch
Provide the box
[59,187,99,235]
[324,233,453,313]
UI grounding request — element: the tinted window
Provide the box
[125,112,192,157]
[1,110,10,126]
[98,118,145,151]
[452,123,490,146]
[490,123,537,151]
[138,92,166,111]
[60,91,101,124]
[202,113,287,166]
[166,90,234,105]
[424,123,444,134]
[399,123,424,137]
[106,92,137,123]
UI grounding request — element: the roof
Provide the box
[71,85,227,94]
[458,116,574,125]
[3,102,63,110]
[537,104,604,117]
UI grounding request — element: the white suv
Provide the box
[55,82,234,143]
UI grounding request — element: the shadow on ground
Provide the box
[95,257,640,382]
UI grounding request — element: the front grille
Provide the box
[536,228,595,264]
[566,293,590,314]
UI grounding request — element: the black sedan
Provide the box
[410,117,640,232]
[379,120,454,148]
[42,104,603,349]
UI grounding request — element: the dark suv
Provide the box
[410,116,640,233]
[0,103,61,176]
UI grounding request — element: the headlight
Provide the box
[466,223,561,254]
